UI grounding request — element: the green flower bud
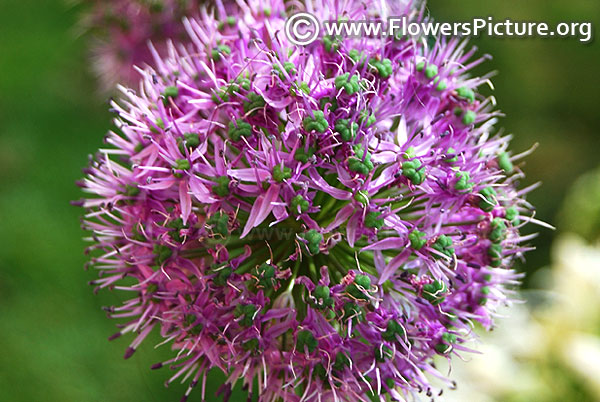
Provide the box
[211,44,231,62]
[243,338,259,351]
[346,274,371,300]
[290,81,311,97]
[272,165,292,182]
[444,147,458,163]
[432,235,454,258]
[479,186,497,212]
[364,211,384,229]
[354,190,369,205]
[334,119,359,142]
[150,117,165,133]
[211,87,231,103]
[291,195,310,213]
[403,147,416,159]
[174,159,190,170]
[348,144,374,175]
[212,176,230,198]
[146,283,158,294]
[462,110,477,125]
[435,343,451,354]
[456,86,475,103]
[454,171,473,192]
[166,217,186,242]
[124,184,140,197]
[153,244,172,265]
[435,332,457,354]
[253,263,277,288]
[488,243,503,267]
[313,363,327,380]
[424,64,438,79]
[369,58,393,78]
[322,35,341,53]
[228,119,253,141]
[243,92,266,115]
[297,330,318,353]
[294,146,315,163]
[234,304,259,327]
[178,133,200,154]
[333,352,350,371]
[236,76,252,91]
[422,280,447,305]
[162,86,179,105]
[335,72,360,95]
[319,96,338,112]
[358,110,376,127]
[402,159,426,185]
[207,211,229,236]
[497,152,514,173]
[274,61,297,80]
[342,302,364,322]
[382,320,405,342]
[375,345,393,362]
[505,206,519,224]
[300,229,323,254]
[303,110,328,133]
[349,49,366,66]
[409,229,427,250]
[489,218,507,243]
[311,285,333,309]
[212,265,232,286]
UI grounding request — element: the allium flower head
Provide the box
[78,0,539,400]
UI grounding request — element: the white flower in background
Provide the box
[436,234,600,402]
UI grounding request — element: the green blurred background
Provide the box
[0,0,598,401]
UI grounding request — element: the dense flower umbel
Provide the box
[78,0,539,400]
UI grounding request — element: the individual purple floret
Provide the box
[77,0,539,400]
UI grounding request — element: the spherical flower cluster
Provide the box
[78,0,536,400]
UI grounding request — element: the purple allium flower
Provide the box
[78,0,540,400]
[81,0,207,90]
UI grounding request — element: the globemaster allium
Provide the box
[77,0,541,400]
